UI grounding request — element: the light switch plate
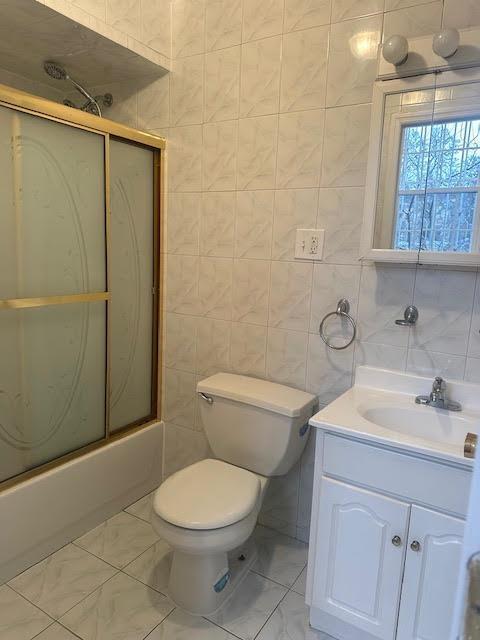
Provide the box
[295,229,325,261]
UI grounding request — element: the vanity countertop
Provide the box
[309,366,479,467]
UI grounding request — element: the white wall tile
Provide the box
[164,313,197,372]
[171,55,205,125]
[383,1,442,40]
[306,333,354,404]
[406,349,466,380]
[468,273,480,358]
[266,328,308,388]
[172,0,205,57]
[321,103,371,187]
[443,0,480,29]
[269,261,313,331]
[242,0,284,42]
[195,317,231,375]
[163,368,197,427]
[272,189,319,260]
[107,0,141,39]
[202,120,238,190]
[284,0,331,32]
[168,125,203,192]
[280,26,328,113]
[205,0,242,50]
[326,15,382,107]
[465,357,480,383]
[205,46,240,122]
[230,323,267,376]
[166,194,199,258]
[237,115,278,190]
[331,0,383,22]
[316,187,364,264]
[233,259,271,324]
[240,37,282,118]
[137,76,170,130]
[357,265,416,346]
[235,190,274,259]
[411,268,476,356]
[310,264,361,334]
[276,109,325,188]
[200,191,236,256]
[166,254,200,315]
[354,341,407,372]
[199,256,233,319]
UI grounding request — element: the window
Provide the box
[393,117,480,252]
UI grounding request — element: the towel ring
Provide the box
[319,298,356,351]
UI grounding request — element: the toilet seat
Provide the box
[153,459,260,530]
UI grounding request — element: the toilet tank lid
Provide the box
[197,373,316,418]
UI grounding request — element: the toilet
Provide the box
[151,373,316,615]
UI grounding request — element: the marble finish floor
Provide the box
[2,491,332,640]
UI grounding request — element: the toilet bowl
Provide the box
[152,373,316,615]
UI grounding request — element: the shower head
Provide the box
[43,61,67,81]
[43,60,105,117]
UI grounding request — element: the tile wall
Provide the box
[158,0,480,541]
[3,0,480,542]
[33,0,172,60]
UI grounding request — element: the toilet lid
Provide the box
[153,459,261,530]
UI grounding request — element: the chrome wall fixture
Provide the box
[395,305,419,326]
[319,299,356,351]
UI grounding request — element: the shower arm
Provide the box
[68,76,102,117]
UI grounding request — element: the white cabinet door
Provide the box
[311,477,410,640]
[396,505,464,640]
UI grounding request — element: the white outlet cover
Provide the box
[295,229,325,261]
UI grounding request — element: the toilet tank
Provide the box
[197,373,317,477]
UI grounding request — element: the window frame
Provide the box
[360,67,480,266]
[0,83,164,491]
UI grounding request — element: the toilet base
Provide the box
[168,538,257,616]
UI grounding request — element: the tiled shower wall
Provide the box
[3,0,480,542]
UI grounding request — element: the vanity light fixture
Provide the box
[432,28,460,58]
[382,35,409,66]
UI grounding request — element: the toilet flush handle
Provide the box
[199,392,214,405]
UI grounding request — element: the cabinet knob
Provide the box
[410,540,421,552]
[392,535,402,547]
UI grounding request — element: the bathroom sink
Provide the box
[358,404,475,446]
[309,366,480,466]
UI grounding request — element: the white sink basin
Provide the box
[358,404,476,446]
[309,366,480,465]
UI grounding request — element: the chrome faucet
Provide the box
[415,376,462,412]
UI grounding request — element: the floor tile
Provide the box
[74,511,159,569]
[252,526,308,588]
[8,545,116,620]
[291,568,307,597]
[123,539,172,595]
[256,591,332,640]
[34,623,80,639]
[0,584,52,640]
[60,572,174,640]
[145,608,238,639]
[125,492,155,523]
[207,571,287,640]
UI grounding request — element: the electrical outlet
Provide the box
[295,229,325,260]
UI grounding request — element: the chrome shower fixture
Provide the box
[43,61,113,117]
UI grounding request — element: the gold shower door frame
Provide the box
[0,83,164,491]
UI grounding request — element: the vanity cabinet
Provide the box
[312,478,409,639]
[307,433,469,640]
[396,506,464,640]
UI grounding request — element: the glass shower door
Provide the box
[0,106,107,482]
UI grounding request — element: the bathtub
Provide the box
[0,421,163,583]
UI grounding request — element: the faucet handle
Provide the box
[432,376,445,391]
